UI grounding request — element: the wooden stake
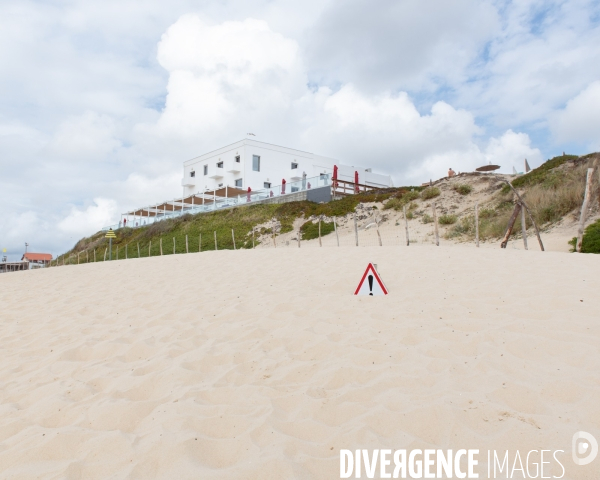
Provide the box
[376,219,382,246]
[297,226,301,248]
[103,248,107,261]
[502,180,544,251]
[77,252,80,264]
[252,229,255,249]
[173,237,175,255]
[149,241,152,257]
[214,231,217,250]
[521,205,528,250]
[116,246,119,260]
[232,229,236,250]
[137,242,140,258]
[318,217,322,247]
[403,205,410,246]
[199,234,202,252]
[126,244,128,259]
[86,250,89,263]
[576,167,595,252]
[185,235,189,253]
[160,238,163,256]
[475,202,479,248]
[94,249,96,262]
[500,203,522,248]
[432,202,439,246]
[333,216,339,246]
[273,229,276,248]
[354,213,359,246]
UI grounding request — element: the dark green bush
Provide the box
[300,220,335,240]
[438,214,458,225]
[454,184,472,195]
[569,220,600,253]
[421,187,441,200]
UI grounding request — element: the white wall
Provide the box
[182,139,392,196]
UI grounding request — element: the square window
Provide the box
[203,165,208,175]
[253,155,260,172]
[190,171,195,177]
[291,186,299,192]
[291,162,298,169]
[217,161,223,168]
[235,178,243,187]
[263,182,271,188]
[235,155,240,163]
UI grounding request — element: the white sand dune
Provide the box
[0,247,599,479]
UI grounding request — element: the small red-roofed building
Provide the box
[21,253,52,269]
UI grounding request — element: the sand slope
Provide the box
[0,247,599,479]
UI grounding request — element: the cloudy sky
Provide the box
[1,0,600,259]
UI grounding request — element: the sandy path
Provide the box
[0,247,598,479]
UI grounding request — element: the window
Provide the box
[291,162,298,169]
[203,165,208,175]
[235,178,243,187]
[263,182,271,188]
[217,161,223,168]
[291,186,299,192]
[190,171,195,178]
[235,155,240,163]
[253,155,260,172]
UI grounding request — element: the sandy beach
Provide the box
[1,246,599,479]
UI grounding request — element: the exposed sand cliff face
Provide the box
[1,247,598,479]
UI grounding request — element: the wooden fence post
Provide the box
[173,237,175,255]
[104,248,107,261]
[149,241,151,257]
[521,205,528,250]
[272,229,276,248]
[252,229,255,249]
[432,202,439,246]
[502,180,544,251]
[185,235,189,253]
[376,219,382,246]
[403,205,410,246]
[297,226,301,248]
[214,231,217,250]
[94,249,96,262]
[199,234,202,252]
[576,167,595,252]
[334,216,339,246]
[160,238,163,256]
[318,217,322,247]
[500,203,522,248]
[86,250,89,263]
[475,202,479,248]
[137,242,140,258]
[126,244,128,259]
[77,252,80,264]
[354,213,359,246]
[116,246,119,260]
[232,229,236,250]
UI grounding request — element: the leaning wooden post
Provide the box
[502,180,544,251]
[432,202,439,246]
[173,237,175,255]
[333,216,339,246]
[232,229,236,250]
[475,202,480,248]
[354,213,359,246]
[214,231,217,250]
[403,205,410,246]
[318,217,322,247]
[521,204,528,250]
[160,238,163,256]
[576,167,595,252]
[185,235,189,254]
[376,220,382,246]
[137,242,140,258]
[500,202,522,248]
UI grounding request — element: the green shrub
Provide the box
[478,208,496,219]
[569,220,600,253]
[383,190,421,211]
[421,187,441,200]
[300,220,335,240]
[438,214,458,225]
[454,184,472,195]
[422,213,433,224]
[406,210,414,220]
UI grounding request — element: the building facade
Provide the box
[181,139,393,196]
[22,253,52,269]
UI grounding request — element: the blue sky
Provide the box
[1,0,599,259]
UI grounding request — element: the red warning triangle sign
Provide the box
[354,263,388,296]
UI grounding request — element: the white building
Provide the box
[181,139,392,196]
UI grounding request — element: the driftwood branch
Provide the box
[502,180,544,251]
[501,203,522,248]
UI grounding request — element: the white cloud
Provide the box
[550,81,600,149]
[58,198,118,237]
